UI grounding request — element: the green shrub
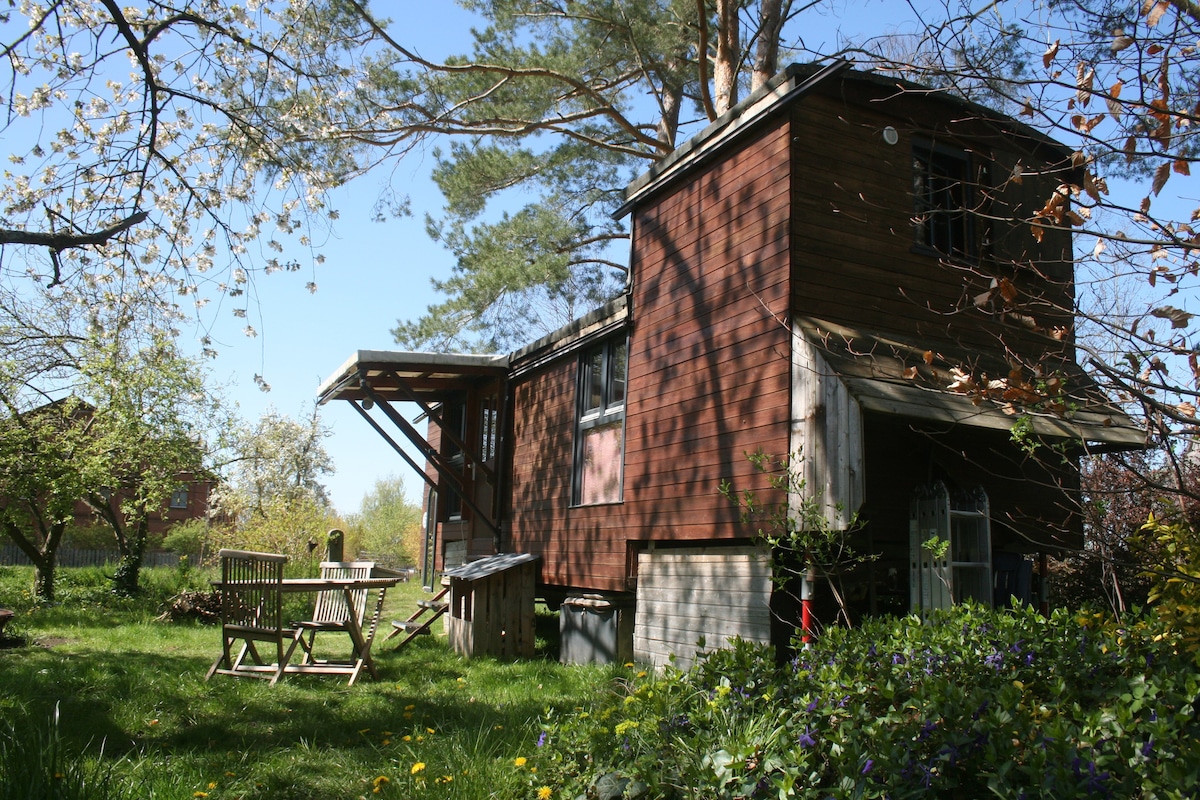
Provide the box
[538,605,1200,798]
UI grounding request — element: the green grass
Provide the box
[0,564,615,799]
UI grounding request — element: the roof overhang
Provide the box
[317,350,510,405]
[798,318,1145,452]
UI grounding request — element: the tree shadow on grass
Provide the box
[2,627,605,766]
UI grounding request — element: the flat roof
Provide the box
[317,350,509,405]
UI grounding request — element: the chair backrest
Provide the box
[217,549,288,633]
[311,561,376,625]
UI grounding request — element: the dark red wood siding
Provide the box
[507,119,795,593]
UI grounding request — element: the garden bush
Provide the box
[537,605,1200,799]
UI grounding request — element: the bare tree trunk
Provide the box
[752,0,785,91]
[3,517,66,602]
[714,0,740,115]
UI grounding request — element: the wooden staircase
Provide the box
[385,587,449,651]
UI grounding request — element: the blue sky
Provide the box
[193,1,968,514]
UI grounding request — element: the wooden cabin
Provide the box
[318,63,1143,668]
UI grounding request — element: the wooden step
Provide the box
[417,600,449,611]
[391,620,433,634]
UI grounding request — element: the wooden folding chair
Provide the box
[205,549,300,687]
[295,561,382,683]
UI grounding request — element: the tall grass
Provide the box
[0,564,612,799]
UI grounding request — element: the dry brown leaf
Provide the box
[1030,224,1045,243]
[1020,98,1035,117]
[1175,160,1191,176]
[1111,31,1135,53]
[903,365,918,380]
[1144,0,1168,27]
[1076,62,1094,108]
[1043,40,1060,69]
[1065,210,1087,226]
[998,277,1018,303]
[923,350,934,366]
[1107,80,1124,121]
[1009,161,1024,184]
[1178,401,1197,418]
[1153,161,1171,195]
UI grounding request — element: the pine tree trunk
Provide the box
[752,0,785,91]
[657,81,683,153]
[713,0,740,115]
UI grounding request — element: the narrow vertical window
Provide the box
[442,395,466,520]
[575,338,627,505]
[169,486,189,509]
[913,141,980,258]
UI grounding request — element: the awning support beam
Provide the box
[357,374,502,538]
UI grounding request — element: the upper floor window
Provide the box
[169,486,189,509]
[574,338,627,505]
[912,140,990,259]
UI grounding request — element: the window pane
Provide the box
[608,341,627,408]
[584,348,604,413]
[579,421,623,504]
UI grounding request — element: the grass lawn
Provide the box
[0,565,615,800]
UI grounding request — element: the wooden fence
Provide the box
[0,545,179,569]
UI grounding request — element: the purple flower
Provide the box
[861,759,874,775]
[536,731,547,748]
[799,726,817,748]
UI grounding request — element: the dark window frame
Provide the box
[573,337,627,506]
[169,486,189,510]
[912,139,991,260]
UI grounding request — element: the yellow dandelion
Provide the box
[514,756,528,768]
[148,719,159,726]
[193,794,208,799]
[402,735,412,742]
[405,704,415,711]
[494,724,504,730]
[538,787,553,800]
[417,735,425,742]
[382,730,393,736]
[207,782,217,790]
[426,727,436,734]
[403,712,413,719]
[224,771,236,777]
[382,739,391,746]
[411,762,426,775]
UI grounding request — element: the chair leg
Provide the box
[269,629,303,687]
